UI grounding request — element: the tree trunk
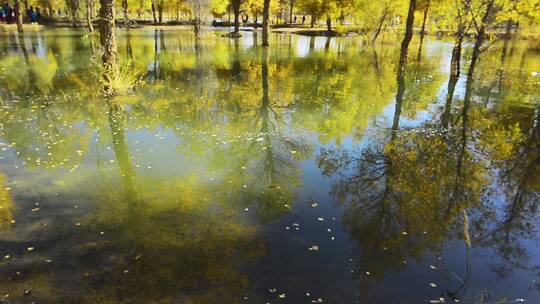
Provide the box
[392,0,416,132]
[14,0,23,33]
[398,0,416,74]
[310,11,315,28]
[157,2,163,24]
[151,0,157,24]
[262,0,270,46]
[232,0,240,34]
[47,3,54,17]
[86,0,94,32]
[70,0,79,27]
[122,0,128,21]
[22,0,29,21]
[289,0,293,24]
[99,0,118,94]
[419,0,429,37]
[326,16,331,33]
[254,12,257,30]
[371,11,389,43]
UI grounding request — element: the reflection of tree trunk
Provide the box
[416,0,429,61]
[371,11,388,43]
[309,36,315,53]
[14,0,23,33]
[467,0,494,82]
[497,23,512,92]
[153,29,159,81]
[262,0,270,46]
[392,0,416,132]
[19,33,37,94]
[232,39,241,81]
[441,36,463,129]
[262,48,269,109]
[126,29,133,60]
[106,100,138,212]
[324,37,330,53]
[445,30,481,216]
[99,0,118,94]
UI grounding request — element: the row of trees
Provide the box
[10,0,540,36]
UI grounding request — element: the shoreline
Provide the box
[0,22,538,40]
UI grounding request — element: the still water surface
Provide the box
[0,28,539,303]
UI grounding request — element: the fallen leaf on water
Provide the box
[27,247,34,252]
[429,283,437,288]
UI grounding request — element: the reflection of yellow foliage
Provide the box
[0,174,14,230]
[87,172,263,303]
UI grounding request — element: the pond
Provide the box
[0,28,539,303]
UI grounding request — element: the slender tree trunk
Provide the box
[122,0,128,21]
[47,3,54,17]
[99,0,118,94]
[151,0,157,24]
[86,0,94,32]
[262,0,270,46]
[326,16,331,33]
[157,2,163,24]
[14,0,23,33]
[70,0,79,27]
[371,12,388,43]
[419,0,429,38]
[22,0,29,21]
[254,12,257,30]
[232,0,240,34]
[310,11,315,28]
[289,0,293,24]
[398,0,416,74]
